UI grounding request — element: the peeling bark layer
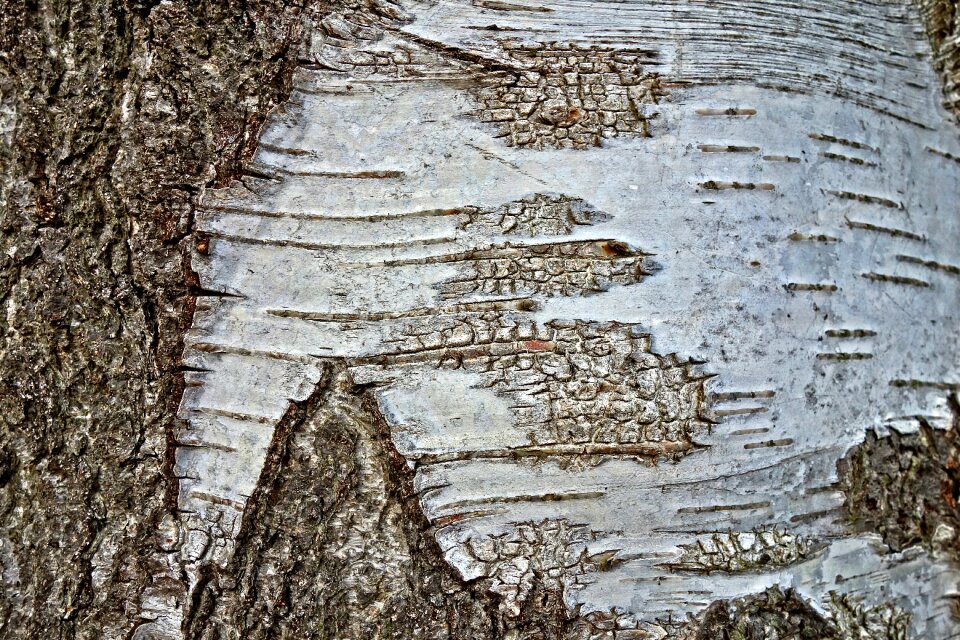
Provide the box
[176,0,960,636]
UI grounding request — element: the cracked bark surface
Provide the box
[840,396,960,561]
[185,366,503,639]
[0,1,317,637]
[918,0,960,117]
[2,1,960,639]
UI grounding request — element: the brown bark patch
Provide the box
[838,395,960,558]
[0,1,319,636]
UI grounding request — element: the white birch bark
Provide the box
[166,1,960,636]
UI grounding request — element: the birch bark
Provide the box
[2,2,960,639]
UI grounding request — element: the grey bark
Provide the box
[1,1,959,639]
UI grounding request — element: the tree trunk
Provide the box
[2,1,959,639]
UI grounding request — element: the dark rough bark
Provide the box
[692,588,840,640]
[183,365,611,639]
[0,2,317,637]
[918,0,960,116]
[839,395,960,559]
[690,587,909,640]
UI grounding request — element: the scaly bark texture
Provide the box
[0,2,318,637]
[918,0,960,116]
[175,0,960,637]
[184,366,503,639]
[685,587,910,640]
[3,1,960,639]
[840,396,960,560]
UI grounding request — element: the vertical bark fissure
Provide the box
[0,2,321,637]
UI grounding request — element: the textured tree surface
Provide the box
[0,2,318,637]
[1,1,959,640]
